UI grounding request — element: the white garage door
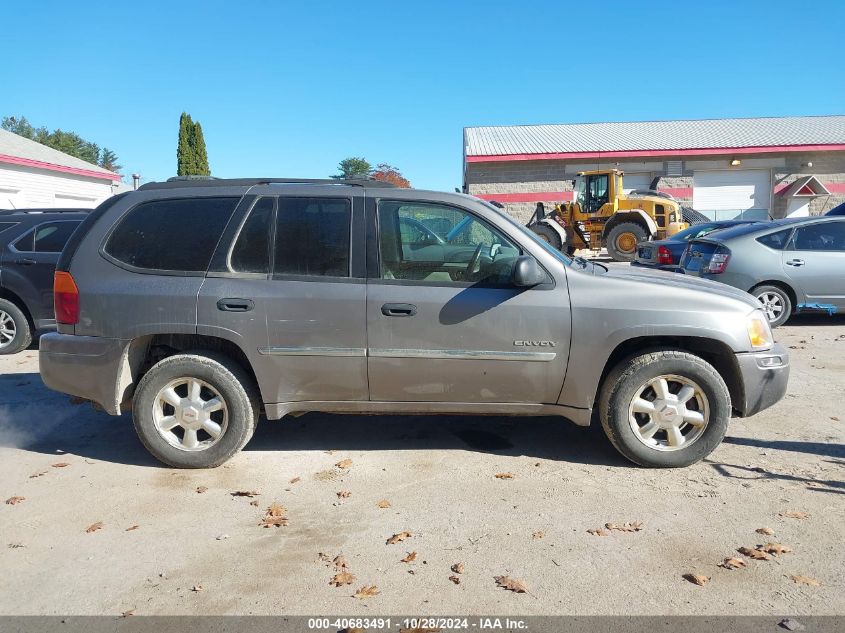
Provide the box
[693,169,771,220]
[621,173,652,194]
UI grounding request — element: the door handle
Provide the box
[786,259,805,267]
[217,298,255,312]
[15,258,36,266]
[381,303,417,317]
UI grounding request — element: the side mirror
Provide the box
[512,255,547,287]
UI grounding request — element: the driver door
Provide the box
[366,197,570,404]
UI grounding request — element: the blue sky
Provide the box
[3,0,843,190]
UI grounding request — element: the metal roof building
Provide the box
[463,115,845,222]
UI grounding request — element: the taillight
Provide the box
[657,245,673,265]
[54,271,79,325]
[707,250,731,274]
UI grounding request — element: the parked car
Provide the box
[633,220,760,269]
[825,202,845,216]
[680,217,845,327]
[39,178,788,469]
[0,208,88,354]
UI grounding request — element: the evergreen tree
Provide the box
[176,112,194,176]
[191,121,210,176]
[99,148,121,172]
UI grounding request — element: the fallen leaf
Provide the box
[266,502,286,517]
[532,530,546,540]
[606,521,643,532]
[587,528,610,536]
[755,527,775,535]
[451,562,465,574]
[337,490,352,498]
[52,462,70,468]
[231,490,259,497]
[386,531,412,545]
[400,551,418,563]
[353,585,379,599]
[761,542,793,555]
[494,472,514,479]
[831,416,841,422]
[780,510,810,519]
[196,486,208,494]
[494,575,528,593]
[259,502,289,528]
[85,522,104,533]
[190,585,203,592]
[376,499,391,508]
[336,459,353,469]
[125,525,140,532]
[330,571,356,587]
[333,555,348,569]
[790,575,821,587]
[317,552,331,563]
[289,476,301,484]
[5,496,25,505]
[719,557,747,570]
[738,546,771,560]
[683,573,710,586]
[449,575,461,585]
[121,610,136,618]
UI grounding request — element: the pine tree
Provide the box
[176,112,194,176]
[192,121,210,176]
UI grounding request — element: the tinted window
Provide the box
[274,197,350,277]
[230,197,273,274]
[105,197,238,272]
[756,228,792,250]
[15,221,81,253]
[793,221,845,251]
[0,221,19,235]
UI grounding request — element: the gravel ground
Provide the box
[0,316,843,616]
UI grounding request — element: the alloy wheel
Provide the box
[152,377,229,451]
[628,374,710,452]
[757,292,784,323]
[0,311,16,350]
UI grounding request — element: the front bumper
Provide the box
[734,343,790,417]
[39,333,129,415]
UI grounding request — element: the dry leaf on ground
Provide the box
[125,525,140,532]
[494,472,514,479]
[376,499,391,508]
[606,521,643,532]
[587,528,610,536]
[52,462,70,468]
[196,486,208,494]
[790,575,821,587]
[5,496,25,505]
[85,522,104,533]
[386,531,412,545]
[780,511,810,519]
[289,476,301,484]
[755,527,775,535]
[494,575,528,593]
[761,542,793,555]
[337,490,352,498]
[259,502,289,528]
[333,555,348,569]
[353,585,379,599]
[336,459,353,469]
[451,562,465,574]
[683,573,710,586]
[738,546,771,560]
[318,552,331,563]
[231,490,260,497]
[330,572,356,587]
[401,551,418,563]
[532,531,545,539]
[449,575,461,585]
[719,558,747,570]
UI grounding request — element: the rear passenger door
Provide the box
[198,187,368,408]
[783,220,845,309]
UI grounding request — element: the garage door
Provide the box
[693,170,771,220]
[621,173,652,194]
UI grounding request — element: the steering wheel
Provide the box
[465,243,484,280]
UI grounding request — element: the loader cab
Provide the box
[575,171,616,215]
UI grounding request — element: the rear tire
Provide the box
[132,353,259,468]
[751,284,792,328]
[606,222,648,261]
[530,224,563,250]
[0,299,32,355]
[598,350,731,468]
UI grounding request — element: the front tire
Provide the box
[598,350,731,468]
[606,222,648,261]
[530,224,563,250]
[0,299,32,355]
[132,353,259,468]
[751,284,792,328]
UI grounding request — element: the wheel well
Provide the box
[0,288,34,329]
[596,336,743,412]
[603,214,651,238]
[749,280,797,307]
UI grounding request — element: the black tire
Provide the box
[132,352,259,468]
[598,350,731,468]
[530,223,563,250]
[750,284,792,328]
[606,222,648,261]
[0,298,32,355]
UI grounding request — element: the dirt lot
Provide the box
[1,316,843,617]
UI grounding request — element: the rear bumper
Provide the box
[734,343,790,417]
[39,333,128,415]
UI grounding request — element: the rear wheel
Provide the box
[132,353,259,468]
[606,222,648,261]
[599,350,731,468]
[751,284,792,328]
[530,224,562,250]
[0,299,32,355]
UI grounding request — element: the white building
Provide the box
[0,128,122,209]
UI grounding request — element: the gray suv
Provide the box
[39,178,789,469]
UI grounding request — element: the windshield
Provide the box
[574,177,586,209]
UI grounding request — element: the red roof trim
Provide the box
[0,153,121,182]
[465,144,845,163]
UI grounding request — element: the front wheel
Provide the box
[606,222,648,261]
[529,224,562,250]
[598,350,731,468]
[751,284,792,328]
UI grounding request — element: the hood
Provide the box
[605,265,760,310]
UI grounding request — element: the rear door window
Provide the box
[792,221,845,251]
[14,221,81,253]
[273,197,351,277]
[105,197,239,272]
[229,197,274,274]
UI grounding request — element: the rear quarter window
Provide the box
[104,197,239,273]
[756,228,792,250]
[0,221,19,235]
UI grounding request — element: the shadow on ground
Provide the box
[723,435,845,459]
[708,460,845,495]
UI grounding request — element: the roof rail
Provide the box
[0,207,92,215]
[137,177,397,191]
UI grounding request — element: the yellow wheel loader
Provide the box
[527,170,687,262]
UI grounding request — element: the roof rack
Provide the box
[138,177,397,191]
[0,208,92,215]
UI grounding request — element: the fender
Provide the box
[604,210,657,238]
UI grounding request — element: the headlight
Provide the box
[747,311,774,349]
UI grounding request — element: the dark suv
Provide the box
[39,179,788,469]
[0,209,88,354]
